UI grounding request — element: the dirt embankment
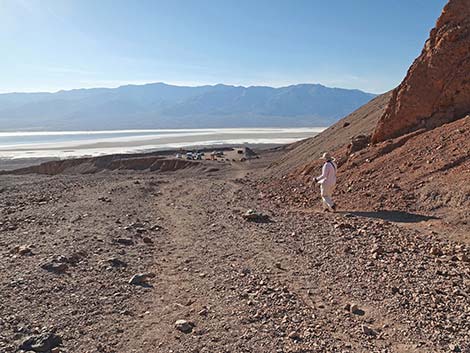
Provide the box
[0,147,261,176]
[2,154,201,175]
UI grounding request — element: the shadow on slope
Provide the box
[341,210,439,223]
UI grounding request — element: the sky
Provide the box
[0,0,447,94]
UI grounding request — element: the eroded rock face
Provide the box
[372,0,470,143]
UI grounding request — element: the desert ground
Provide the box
[0,150,468,353]
[2,1,468,352]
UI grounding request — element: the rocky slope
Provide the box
[261,115,470,235]
[372,0,470,142]
[268,92,392,176]
[265,0,470,232]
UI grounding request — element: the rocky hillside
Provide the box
[265,0,470,231]
[373,0,470,142]
[268,92,392,176]
[262,114,469,231]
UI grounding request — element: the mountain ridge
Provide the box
[0,82,375,131]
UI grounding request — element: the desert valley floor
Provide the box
[0,153,469,353]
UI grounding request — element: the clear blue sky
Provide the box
[0,0,447,94]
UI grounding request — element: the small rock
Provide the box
[242,209,270,222]
[288,331,301,341]
[142,237,153,244]
[430,246,443,256]
[174,319,194,334]
[361,325,377,337]
[457,254,469,262]
[350,304,359,314]
[41,262,68,274]
[198,307,208,316]
[334,223,355,230]
[17,245,33,256]
[449,344,461,352]
[115,238,134,246]
[129,272,155,286]
[371,244,384,255]
[20,333,62,352]
[107,258,127,268]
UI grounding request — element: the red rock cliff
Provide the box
[372,0,470,143]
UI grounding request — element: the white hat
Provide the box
[320,152,334,161]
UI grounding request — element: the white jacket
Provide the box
[316,161,337,186]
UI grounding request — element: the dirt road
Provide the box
[0,161,469,352]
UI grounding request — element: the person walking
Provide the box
[313,152,337,211]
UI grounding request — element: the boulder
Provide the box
[349,134,370,153]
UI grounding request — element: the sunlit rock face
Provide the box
[373,0,470,143]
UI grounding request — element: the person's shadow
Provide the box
[338,210,439,223]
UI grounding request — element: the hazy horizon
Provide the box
[1,0,447,94]
[0,81,377,95]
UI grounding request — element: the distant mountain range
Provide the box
[0,83,376,131]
